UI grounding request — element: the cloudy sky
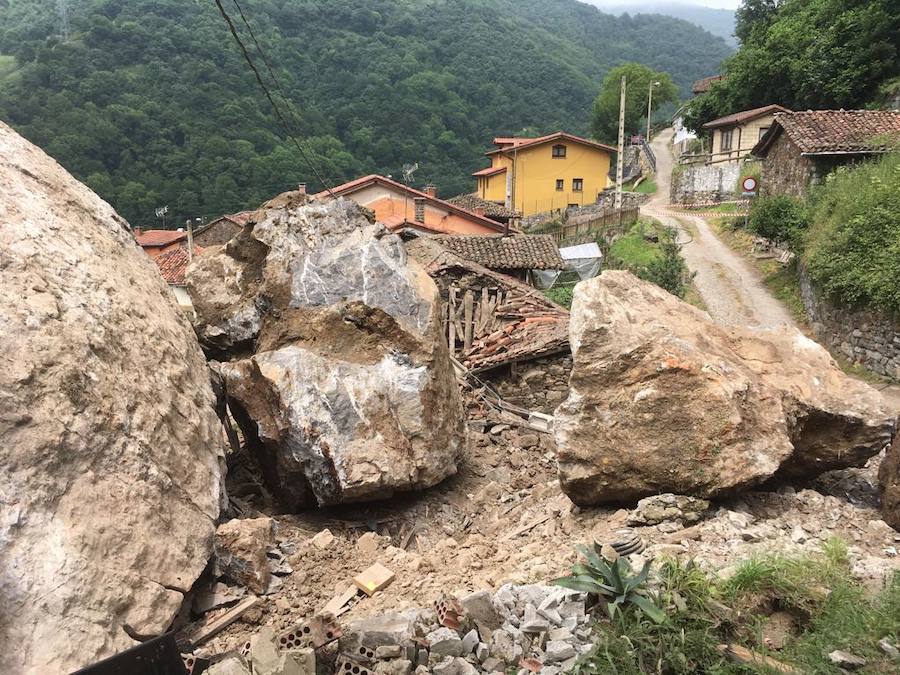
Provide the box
[588,0,740,8]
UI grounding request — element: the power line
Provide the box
[212,0,336,198]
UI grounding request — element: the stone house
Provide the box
[194,211,253,247]
[752,110,900,198]
[703,104,791,164]
[406,237,571,414]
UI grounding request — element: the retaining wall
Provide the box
[798,267,900,380]
[671,162,741,205]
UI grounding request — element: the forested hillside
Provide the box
[0,0,731,225]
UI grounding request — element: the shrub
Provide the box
[640,231,692,299]
[803,153,900,313]
[748,195,809,248]
[543,285,574,309]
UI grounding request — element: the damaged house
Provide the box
[406,237,572,414]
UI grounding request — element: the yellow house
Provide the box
[473,132,615,217]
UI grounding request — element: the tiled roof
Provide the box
[754,110,900,156]
[703,104,791,129]
[446,193,520,219]
[692,75,724,95]
[316,174,507,233]
[435,234,566,270]
[154,245,202,286]
[406,238,570,372]
[485,132,616,156]
[135,229,187,248]
[472,166,507,177]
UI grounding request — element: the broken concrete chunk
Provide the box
[556,271,896,504]
[190,198,466,509]
[0,120,225,674]
[520,604,550,633]
[461,590,502,630]
[431,657,478,675]
[215,517,275,595]
[375,659,413,675]
[311,529,335,550]
[348,612,417,648]
[543,640,576,663]
[426,627,464,658]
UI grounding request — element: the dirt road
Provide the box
[642,129,795,329]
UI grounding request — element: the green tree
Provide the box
[589,63,678,144]
[734,0,783,44]
[684,0,898,132]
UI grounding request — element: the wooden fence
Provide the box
[550,206,639,246]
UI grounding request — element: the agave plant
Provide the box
[551,544,666,624]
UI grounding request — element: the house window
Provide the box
[572,178,583,192]
[555,179,564,191]
[552,144,567,158]
[758,126,770,141]
[721,129,733,151]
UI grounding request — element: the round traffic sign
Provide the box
[742,176,758,192]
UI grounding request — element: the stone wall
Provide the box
[760,134,814,198]
[799,267,900,379]
[670,161,741,205]
[484,351,572,414]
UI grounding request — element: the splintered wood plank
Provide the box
[717,644,799,674]
[353,563,396,596]
[178,596,259,650]
[463,291,474,352]
[322,584,359,617]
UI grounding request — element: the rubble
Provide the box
[215,517,276,594]
[627,494,711,526]
[556,271,896,505]
[0,121,225,674]
[189,198,466,509]
[878,434,900,531]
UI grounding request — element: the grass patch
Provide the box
[623,177,658,195]
[609,219,663,269]
[573,540,900,675]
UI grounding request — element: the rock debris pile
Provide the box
[188,196,465,510]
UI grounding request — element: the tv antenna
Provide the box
[401,163,418,185]
[155,205,169,228]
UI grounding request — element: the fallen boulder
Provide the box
[214,517,275,594]
[189,197,465,509]
[879,435,900,531]
[0,121,225,673]
[555,271,896,505]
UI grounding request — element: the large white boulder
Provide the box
[188,197,465,509]
[0,121,225,673]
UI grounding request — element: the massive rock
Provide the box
[188,196,465,509]
[555,271,896,506]
[0,121,225,674]
[879,435,900,531]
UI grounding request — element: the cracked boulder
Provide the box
[0,121,224,674]
[555,271,896,505]
[189,197,465,509]
[879,435,900,531]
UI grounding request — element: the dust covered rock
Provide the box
[189,198,465,509]
[215,517,275,594]
[556,271,896,505]
[879,435,900,531]
[0,121,224,674]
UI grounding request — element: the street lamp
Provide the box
[647,81,661,141]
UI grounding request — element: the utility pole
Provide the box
[647,81,661,141]
[186,220,194,263]
[615,75,626,210]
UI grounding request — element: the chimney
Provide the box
[297,183,307,195]
[413,197,426,224]
[424,184,437,198]
[134,227,143,236]
[474,206,485,217]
